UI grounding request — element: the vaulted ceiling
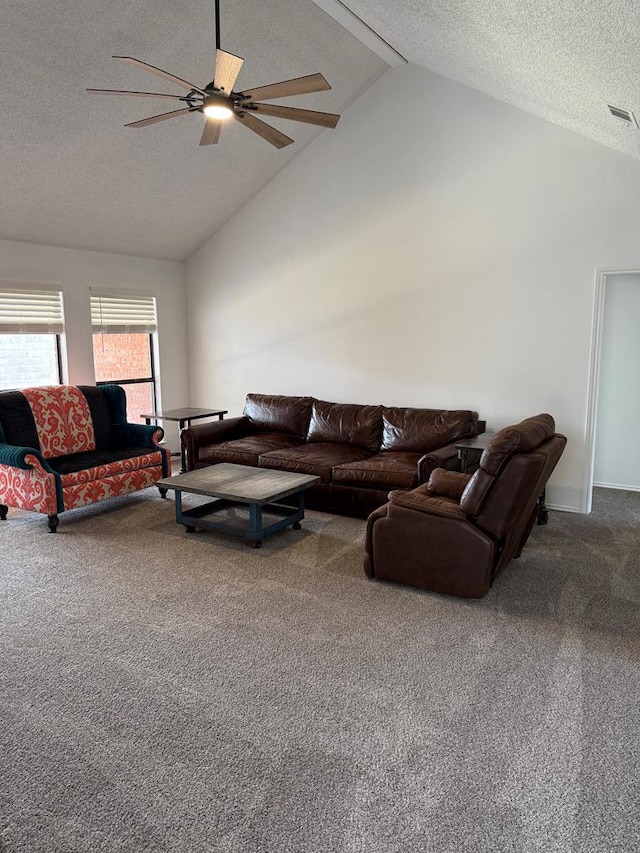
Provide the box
[1,1,639,262]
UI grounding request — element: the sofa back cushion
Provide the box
[244,394,313,439]
[381,407,479,453]
[18,386,97,458]
[0,385,118,459]
[307,399,383,451]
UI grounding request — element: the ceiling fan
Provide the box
[87,0,340,149]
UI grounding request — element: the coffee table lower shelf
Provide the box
[174,492,305,548]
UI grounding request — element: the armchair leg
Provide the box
[158,487,168,499]
[536,488,549,525]
[0,504,7,520]
[47,514,59,533]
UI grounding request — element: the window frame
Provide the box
[95,331,158,414]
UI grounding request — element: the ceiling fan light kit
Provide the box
[87,0,340,149]
[203,94,233,120]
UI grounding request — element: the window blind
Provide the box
[0,287,64,334]
[90,294,157,334]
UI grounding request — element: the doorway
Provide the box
[585,269,640,511]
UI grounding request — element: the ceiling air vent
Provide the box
[607,104,638,127]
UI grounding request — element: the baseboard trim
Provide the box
[547,503,583,514]
[593,482,640,493]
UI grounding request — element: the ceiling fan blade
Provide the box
[238,73,331,103]
[233,112,294,148]
[113,56,206,95]
[124,107,193,128]
[250,103,340,129]
[213,49,244,93]
[200,118,222,145]
[86,88,192,100]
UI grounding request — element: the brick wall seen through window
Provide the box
[93,332,155,422]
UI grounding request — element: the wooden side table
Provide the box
[141,407,228,473]
[455,432,493,475]
[455,431,549,525]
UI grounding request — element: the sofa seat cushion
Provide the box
[47,447,164,486]
[197,433,303,467]
[332,451,421,490]
[259,443,372,483]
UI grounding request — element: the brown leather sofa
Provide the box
[364,414,566,597]
[182,393,484,517]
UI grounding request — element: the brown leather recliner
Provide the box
[364,414,567,598]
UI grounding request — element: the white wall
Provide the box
[185,65,640,513]
[0,238,188,451]
[593,273,640,490]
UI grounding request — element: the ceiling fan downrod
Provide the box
[215,0,221,51]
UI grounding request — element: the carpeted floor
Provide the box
[0,487,639,852]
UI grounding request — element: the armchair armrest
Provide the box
[427,469,471,500]
[388,488,466,520]
[0,442,52,472]
[112,422,164,449]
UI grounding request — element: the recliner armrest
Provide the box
[388,488,465,519]
[427,469,471,500]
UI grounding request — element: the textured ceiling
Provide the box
[346,0,640,161]
[3,1,640,262]
[0,0,386,260]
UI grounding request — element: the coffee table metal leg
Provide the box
[249,503,263,547]
[292,490,304,529]
[175,491,196,532]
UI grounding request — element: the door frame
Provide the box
[583,266,640,512]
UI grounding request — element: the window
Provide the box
[0,286,64,390]
[91,293,158,423]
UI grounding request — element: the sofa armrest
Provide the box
[427,469,471,500]
[181,416,251,470]
[0,442,53,472]
[112,422,165,449]
[388,488,466,520]
[417,441,463,482]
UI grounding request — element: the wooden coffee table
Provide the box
[158,463,320,547]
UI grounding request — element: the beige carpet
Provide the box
[0,486,639,852]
